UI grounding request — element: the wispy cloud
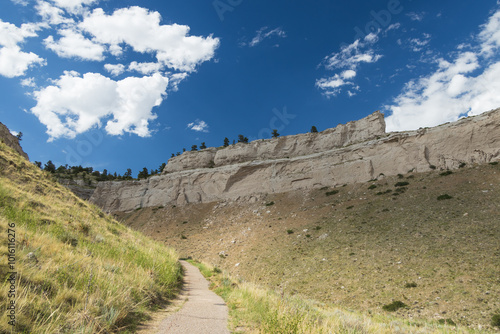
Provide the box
[317,33,382,97]
[385,9,500,131]
[187,120,209,132]
[407,12,425,22]
[241,27,287,47]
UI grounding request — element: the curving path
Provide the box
[141,260,230,334]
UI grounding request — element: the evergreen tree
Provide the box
[16,132,23,141]
[124,168,132,179]
[171,153,175,158]
[176,152,181,156]
[183,148,186,152]
[223,137,230,147]
[138,167,150,179]
[191,145,198,151]
[200,142,207,149]
[34,161,42,169]
[159,162,167,173]
[44,160,56,173]
[238,134,249,143]
[311,126,318,133]
[271,129,280,138]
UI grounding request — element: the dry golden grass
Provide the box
[0,142,181,333]
[120,163,500,332]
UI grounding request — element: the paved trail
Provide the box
[139,260,230,334]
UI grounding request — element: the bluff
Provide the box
[90,109,500,213]
[0,122,29,160]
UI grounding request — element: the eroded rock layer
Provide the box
[90,109,500,212]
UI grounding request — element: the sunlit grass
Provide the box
[0,142,182,333]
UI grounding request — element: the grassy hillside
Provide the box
[0,142,181,333]
[119,163,500,331]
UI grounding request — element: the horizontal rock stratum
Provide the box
[90,109,500,213]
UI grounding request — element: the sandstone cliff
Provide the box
[0,122,29,160]
[91,109,500,213]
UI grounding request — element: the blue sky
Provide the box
[1,0,500,176]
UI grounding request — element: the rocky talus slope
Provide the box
[91,109,500,213]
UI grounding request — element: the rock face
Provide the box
[0,122,29,160]
[165,112,385,172]
[91,109,500,213]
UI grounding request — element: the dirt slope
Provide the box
[116,163,500,330]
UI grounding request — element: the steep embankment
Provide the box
[91,109,500,213]
[0,141,181,333]
[118,163,500,331]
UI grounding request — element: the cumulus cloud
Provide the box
[79,6,220,72]
[129,61,163,75]
[31,71,169,140]
[317,34,381,97]
[244,27,287,47]
[35,1,74,26]
[407,33,431,52]
[44,28,105,60]
[0,20,45,77]
[187,120,209,132]
[104,63,125,76]
[385,10,500,131]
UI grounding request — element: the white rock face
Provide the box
[90,109,500,213]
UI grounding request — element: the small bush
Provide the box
[376,189,392,196]
[181,234,187,239]
[182,221,188,224]
[286,229,294,234]
[313,226,322,231]
[265,201,275,206]
[382,301,407,312]
[438,318,456,326]
[395,181,409,187]
[305,234,311,238]
[397,174,404,179]
[346,205,354,210]
[492,313,500,328]
[405,282,417,288]
[437,194,453,201]
[490,161,499,166]
[325,190,339,196]
[459,162,466,168]
[429,165,436,170]
[440,170,453,176]
[368,184,377,190]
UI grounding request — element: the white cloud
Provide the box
[44,28,105,60]
[187,120,209,132]
[129,61,163,75]
[317,35,381,97]
[407,33,431,52]
[167,72,188,91]
[246,27,287,47]
[385,9,500,131]
[50,0,99,14]
[385,23,401,33]
[479,9,500,56]
[31,71,169,140]
[323,38,382,71]
[104,63,125,76]
[79,6,220,72]
[21,77,36,87]
[35,1,74,25]
[0,20,45,77]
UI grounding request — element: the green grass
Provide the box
[0,142,182,333]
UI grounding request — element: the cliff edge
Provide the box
[91,109,500,213]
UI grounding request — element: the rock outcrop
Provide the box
[0,122,29,160]
[91,109,500,213]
